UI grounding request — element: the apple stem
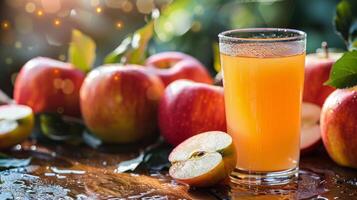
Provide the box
[321,41,329,59]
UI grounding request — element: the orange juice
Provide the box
[221,53,305,172]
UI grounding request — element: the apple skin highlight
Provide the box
[80,65,165,144]
[14,57,85,117]
[321,87,357,168]
[145,51,213,86]
[303,54,341,107]
[158,80,226,146]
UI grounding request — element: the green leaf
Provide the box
[212,42,221,72]
[115,138,172,173]
[38,113,84,143]
[104,21,154,65]
[68,29,96,72]
[325,50,357,88]
[141,141,171,171]
[154,0,194,42]
[0,153,31,170]
[334,0,357,50]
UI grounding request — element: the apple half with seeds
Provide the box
[0,105,34,149]
[300,102,322,153]
[169,131,237,187]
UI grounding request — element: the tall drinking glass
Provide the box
[218,28,306,185]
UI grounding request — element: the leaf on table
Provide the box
[142,143,171,171]
[82,130,102,149]
[0,153,31,170]
[325,50,357,88]
[115,138,172,173]
[38,113,84,144]
[104,21,154,65]
[115,151,145,173]
[68,29,96,72]
[0,89,14,105]
[334,0,357,50]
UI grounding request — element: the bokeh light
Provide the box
[1,21,10,30]
[191,21,202,32]
[105,0,122,9]
[116,21,123,29]
[136,0,155,14]
[58,54,66,61]
[122,1,134,13]
[25,2,36,13]
[96,7,102,14]
[53,19,61,27]
[36,10,44,17]
[5,57,13,65]
[0,0,347,97]
[14,41,22,49]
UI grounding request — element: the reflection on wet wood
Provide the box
[0,141,356,199]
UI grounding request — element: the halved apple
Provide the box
[169,131,237,187]
[300,102,322,153]
[0,105,34,149]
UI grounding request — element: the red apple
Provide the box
[80,65,164,143]
[303,52,342,107]
[321,87,357,168]
[300,102,322,154]
[145,51,213,86]
[14,57,85,117]
[158,80,226,146]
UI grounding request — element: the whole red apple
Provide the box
[158,80,226,146]
[80,65,164,143]
[321,87,357,168]
[145,51,213,86]
[14,57,85,117]
[303,52,342,107]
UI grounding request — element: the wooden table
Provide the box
[0,139,356,199]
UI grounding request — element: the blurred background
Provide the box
[0,0,345,95]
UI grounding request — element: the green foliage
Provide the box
[104,21,154,65]
[68,29,96,72]
[38,114,84,144]
[326,50,357,88]
[0,153,31,170]
[154,0,193,42]
[334,0,357,50]
[327,0,357,89]
[116,138,171,173]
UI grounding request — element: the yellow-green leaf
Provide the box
[212,42,221,72]
[104,21,154,65]
[68,29,96,72]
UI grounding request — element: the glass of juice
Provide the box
[218,28,306,185]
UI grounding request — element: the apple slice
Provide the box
[169,131,236,187]
[300,102,322,153]
[0,105,34,149]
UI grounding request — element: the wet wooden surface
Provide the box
[0,140,357,200]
